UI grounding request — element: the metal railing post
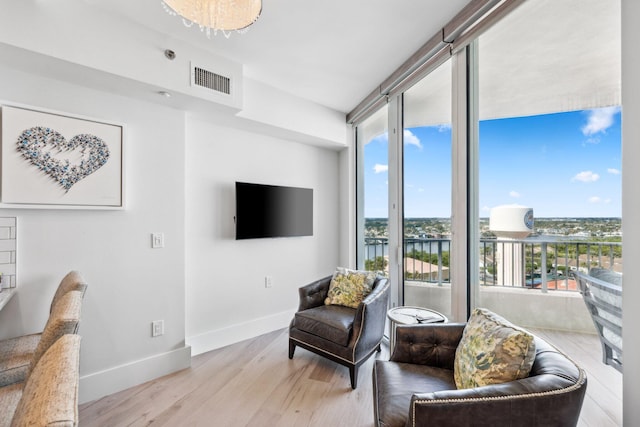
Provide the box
[541,242,548,293]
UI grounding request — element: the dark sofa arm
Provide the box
[297,275,332,311]
[391,323,465,370]
[407,369,587,427]
[405,337,588,427]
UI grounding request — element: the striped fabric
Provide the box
[0,271,87,387]
[27,291,83,378]
[0,335,40,387]
[49,271,88,314]
[0,383,23,427]
[10,334,81,427]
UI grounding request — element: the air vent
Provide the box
[192,66,231,95]
[188,60,242,110]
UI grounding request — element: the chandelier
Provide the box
[162,0,262,39]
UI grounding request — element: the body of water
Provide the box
[365,240,450,259]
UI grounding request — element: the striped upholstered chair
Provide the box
[0,334,81,427]
[0,272,86,387]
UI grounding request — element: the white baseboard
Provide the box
[79,311,294,404]
[187,309,295,356]
[79,345,192,404]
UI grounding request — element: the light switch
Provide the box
[151,232,165,248]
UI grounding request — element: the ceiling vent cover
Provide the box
[192,66,231,95]
[188,60,242,110]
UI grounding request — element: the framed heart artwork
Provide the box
[0,104,124,209]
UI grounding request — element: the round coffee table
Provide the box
[387,306,448,352]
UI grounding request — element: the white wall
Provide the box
[0,0,350,404]
[0,1,348,149]
[0,66,190,402]
[621,0,639,423]
[0,66,348,402]
[184,116,342,354]
[0,64,347,402]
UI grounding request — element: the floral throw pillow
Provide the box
[324,267,376,309]
[454,308,536,389]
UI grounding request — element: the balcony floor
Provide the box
[529,328,622,427]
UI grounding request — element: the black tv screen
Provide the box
[235,182,313,239]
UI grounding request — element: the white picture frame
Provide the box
[0,103,124,209]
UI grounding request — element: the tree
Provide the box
[365,256,387,272]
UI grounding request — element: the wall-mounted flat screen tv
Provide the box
[235,182,313,239]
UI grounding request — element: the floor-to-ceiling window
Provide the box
[356,105,389,274]
[470,0,622,421]
[353,5,622,417]
[474,0,621,347]
[402,60,453,318]
[352,0,622,423]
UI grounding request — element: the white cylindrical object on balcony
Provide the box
[495,241,525,286]
[490,205,534,239]
[490,205,533,287]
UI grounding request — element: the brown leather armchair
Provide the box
[289,274,390,389]
[373,323,587,427]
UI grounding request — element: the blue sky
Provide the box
[364,106,622,218]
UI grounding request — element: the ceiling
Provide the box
[371,0,621,138]
[82,0,471,113]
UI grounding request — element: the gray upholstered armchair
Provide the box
[373,322,587,427]
[289,274,390,389]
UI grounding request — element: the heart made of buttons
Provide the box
[16,126,111,191]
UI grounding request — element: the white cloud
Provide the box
[437,124,452,133]
[370,133,388,145]
[572,171,600,182]
[608,168,621,175]
[404,129,422,148]
[581,106,621,136]
[587,196,611,205]
[509,190,521,198]
[373,163,388,174]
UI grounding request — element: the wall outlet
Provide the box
[265,276,273,288]
[152,320,164,337]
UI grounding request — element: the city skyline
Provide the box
[364,106,622,219]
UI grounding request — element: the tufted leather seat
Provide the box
[289,274,390,389]
[373,323,587,427]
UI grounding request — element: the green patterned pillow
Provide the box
[454,308,536,389]
[324,267,376,308]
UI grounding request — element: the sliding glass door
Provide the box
[355,3,621,393]
[356,106,389,276]
[474,0,621,326]
[401,60,453,318]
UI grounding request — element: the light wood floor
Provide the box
[79,328,622,427]
[530,328,622,427]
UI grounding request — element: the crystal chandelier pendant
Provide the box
[162,0,262,39]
